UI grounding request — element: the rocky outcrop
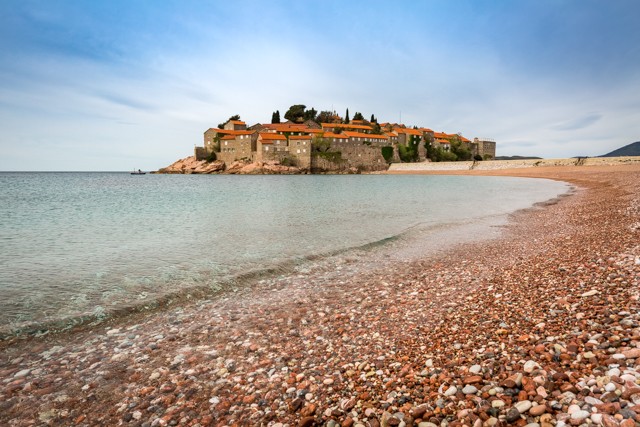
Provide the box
[156,157,306,175]
[156,157,225,174]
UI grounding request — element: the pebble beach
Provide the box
[1,164,639,427]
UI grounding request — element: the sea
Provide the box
[0,172,570,337]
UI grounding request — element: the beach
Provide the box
[1,164,639,427]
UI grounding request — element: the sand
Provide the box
[1,164,639,427]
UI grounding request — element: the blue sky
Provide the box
[0,0,639,170]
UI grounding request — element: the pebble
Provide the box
[1,167,639,427]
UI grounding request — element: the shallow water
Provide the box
[0,172,569,335]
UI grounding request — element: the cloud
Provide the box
[549,113,603,131]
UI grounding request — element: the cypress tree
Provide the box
[345,108,350,124]
[271,110,281,124]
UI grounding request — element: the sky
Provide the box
[0,0,639,171]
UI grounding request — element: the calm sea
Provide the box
[0,172,569,336]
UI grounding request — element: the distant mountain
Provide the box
[494,155,543,160]
[601,141,640,157]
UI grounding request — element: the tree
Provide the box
[303,107,317,122]
[218,114,241,129]
[370,114,377,123]
[271,110,281,124]
[381,146,394,163]
[371,122,382,134]
[353,112,364,121]
[344,108,350,124]
[449,135,472,161]
[316,110,334,124]
[284,104,307,123]
[312,134,332,152]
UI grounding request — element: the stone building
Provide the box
[195,114,496,170]
[471,138,496,159]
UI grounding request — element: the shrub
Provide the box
[205,151,217,162]
[381,146,394,162]
[473,154,483,161]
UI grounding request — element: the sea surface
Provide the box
[0,172,569,336]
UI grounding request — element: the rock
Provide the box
[13,369,30,378]
[622,348,640,359]
[570,410,590,421]
[462,385,478,395]
[523,360,539,373]
[444,386,457,397]
[299,416,316,427]
[514,400,532,414]
[529,404,546,416]
[581,289,600,297]
[505,407,521,423]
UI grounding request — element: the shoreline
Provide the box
[1,164,639,426]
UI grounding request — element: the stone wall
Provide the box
[194,146,207,161]
[388,156,640,172]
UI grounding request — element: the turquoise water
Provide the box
[0,172,569,335]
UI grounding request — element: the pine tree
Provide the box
[345,108,350,124]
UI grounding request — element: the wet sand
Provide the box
[1,164,639,427]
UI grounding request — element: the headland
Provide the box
[1,163,639,427]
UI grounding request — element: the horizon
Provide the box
[1,0,639,171]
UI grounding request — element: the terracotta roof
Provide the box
[216,129,255,136]
[229,120,246,125]
[259,133,287,141]
[321,123,373,131]
[220,135,236,140]
[434,132,452,139]
[419,127,434,133]
[400,128,423,136]
[343,131,389,140]
[323,132,349,139]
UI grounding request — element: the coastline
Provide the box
[1,164,639,426]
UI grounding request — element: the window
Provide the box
[297,149,300,154]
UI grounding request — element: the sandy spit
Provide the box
[1,164,639,427]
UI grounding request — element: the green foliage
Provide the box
[398,135,421,162]
[284,105,306,123]
[312,135,332,152]
[483,154,493,160]
[344,108,350,124]
[303,108,317,122]
[280,157,293,166]
[316,110,334,124]
[205,151,217,162]
[218,114,241,129]
[440,150,458,161]
[381,146,394,162]
[353,112,364,121]
[371,122,382,134]
[370,114,377,123]
[312,151,343,162]
[284,105,318,123]
[271,110,281,124]
[473,154,483,161]
[449,135,472,161]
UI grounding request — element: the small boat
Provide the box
[131,169,146,175]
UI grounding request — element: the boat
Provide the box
[131,169,146,175]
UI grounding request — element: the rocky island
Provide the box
[157,105,497,174]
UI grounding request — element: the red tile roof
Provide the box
[321,123,373,131]
[258,133,287,141]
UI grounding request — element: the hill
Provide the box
[601,141,640,157]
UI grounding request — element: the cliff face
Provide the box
[155,157,306,175]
